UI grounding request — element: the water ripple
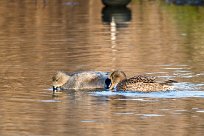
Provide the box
[137,114,164,117]
[37,99,62,103]
[90,90,204,99]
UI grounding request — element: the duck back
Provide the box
[62,71,109,90]
[116,75,173,92]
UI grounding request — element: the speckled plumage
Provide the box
[109,71,176,92]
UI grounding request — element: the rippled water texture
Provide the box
[0,0,204,136]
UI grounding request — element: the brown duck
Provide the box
[52,71,111,92]
[109,70,177,92]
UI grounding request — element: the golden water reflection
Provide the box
[0,0,204,135]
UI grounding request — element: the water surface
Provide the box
[0,0,204,136]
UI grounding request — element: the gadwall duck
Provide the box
[108,70,177,92]
[52,71,111,92]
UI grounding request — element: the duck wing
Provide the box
[127,75,156,83]
[116,75,156,91]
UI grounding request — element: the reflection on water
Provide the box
[102,6,131,25]
[166,0,204,6]
[0,0,204,135]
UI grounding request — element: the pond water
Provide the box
[0,0,204,136]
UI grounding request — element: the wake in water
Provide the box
[90,82,204,98]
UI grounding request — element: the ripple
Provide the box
[64,2,79,6]
[90,90,204,99]
[196,110,204,113]
[114,98,158,102]
[47,88,53,91]
[115,112,134,115]
[38,99,61,103]
[163,67,189,70]
[159,109,170,111]
[80,120,96,123]
[137,114,164,117]
[174,110,188,112]
[196,73,204,76]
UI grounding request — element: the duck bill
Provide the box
[53,86,61,93]
[53,86,58,93]
[109,83,115,90]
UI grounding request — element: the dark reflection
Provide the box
[102,6,131,27]
[102,0,131,6]
[101,6,132,69]
[166,0,204,6]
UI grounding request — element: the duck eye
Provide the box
[52,77,59,82]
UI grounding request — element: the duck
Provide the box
[52,71,111,92]
[108,70,177,92]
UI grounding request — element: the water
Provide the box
[0,0,204,135]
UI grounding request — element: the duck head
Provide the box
[52,71,69,92]
[109,70,127,90]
